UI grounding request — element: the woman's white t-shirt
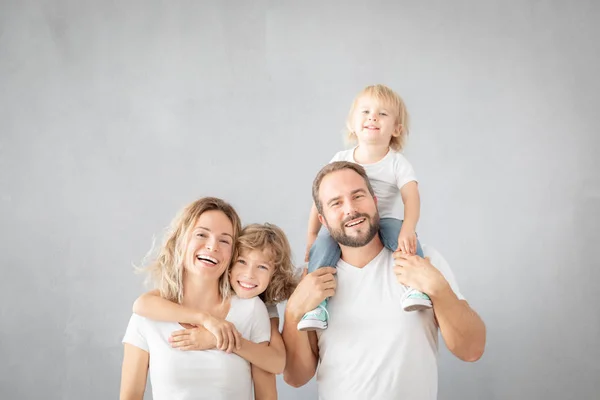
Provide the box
[122,296,271,400]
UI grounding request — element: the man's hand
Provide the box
[393,252,449,297]
[169,326,217,351]
[286,267,337,321]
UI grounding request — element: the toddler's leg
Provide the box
[297,230,340,332]
[379,218,432,312]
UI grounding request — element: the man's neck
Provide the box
[353,144,390,164]
[339,235,385,268]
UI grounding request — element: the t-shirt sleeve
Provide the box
[422,245,465,301]
[394,153,418,189]
[250,299,272,344]
[122,313,149,352]
[329,149,346,163]
[266,304,279,319]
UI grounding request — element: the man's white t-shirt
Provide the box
[316,244,464,400]
[122,296,271,400]
[330,147,417,219]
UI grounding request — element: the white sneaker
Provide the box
[402,288,432,311]
[297,305,329,331]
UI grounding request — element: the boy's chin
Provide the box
[233,290,258,299]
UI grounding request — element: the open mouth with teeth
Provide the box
[196,255,218,266]
[345,218,366,228]
[237,281,258,290]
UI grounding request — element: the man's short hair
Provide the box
[312,161,375,214]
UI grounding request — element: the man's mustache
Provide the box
[341,213,371,226]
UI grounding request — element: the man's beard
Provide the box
[326,212,380,247]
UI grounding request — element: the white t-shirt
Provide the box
[122,296,271,400]
[330,147,417,219]
[316,244,464,400]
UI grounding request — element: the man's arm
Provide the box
[393,252,486,362]
[282,309,319,387]
[282,267,336,387]
[429,287,486,362]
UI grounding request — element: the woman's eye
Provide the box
[220,239,230,245]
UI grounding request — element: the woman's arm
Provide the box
[119,344,149,400]
[252,364,278,400]
[234,318,286,374]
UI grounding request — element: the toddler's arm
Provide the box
[305,202,321,261]
[398,181,421,254]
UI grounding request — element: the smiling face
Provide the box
[350,95,400,148]
[229,248,274,299]
[183,210,235,281]
[318,168,380,248]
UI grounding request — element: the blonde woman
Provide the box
[120,197,272,400]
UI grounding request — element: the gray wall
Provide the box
[1,1,598,399]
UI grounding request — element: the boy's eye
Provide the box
[237,259,246,265]
[259,265,269,270]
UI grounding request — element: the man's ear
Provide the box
[373,195,378,206]
[318,214,326,226]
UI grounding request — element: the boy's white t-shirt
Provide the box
[330,147,417,219]
[122,296,271,400]
[316,244,464,400]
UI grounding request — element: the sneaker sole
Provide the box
[297,319,328,332]
[402,298,432,312]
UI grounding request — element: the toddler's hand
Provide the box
[397,228,417,255]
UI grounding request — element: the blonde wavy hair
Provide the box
[235,223,297,306]
[142,197,242,304]
[345,84,411,152]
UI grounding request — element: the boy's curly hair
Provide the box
[235,223,297,306]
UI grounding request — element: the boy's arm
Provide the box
[133,290,241,351]
[119,344,149,400]
[252,364,278,400]
[133,289,207,325]
[234,319,285,374]
[305,202,321,261]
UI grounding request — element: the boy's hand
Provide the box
[397,228,417,255]
[201,315,242,353]
[169,326,217,351]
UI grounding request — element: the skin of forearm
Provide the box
[430,285,486,362]
[234,339,284,374]
[281,309,318,387]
